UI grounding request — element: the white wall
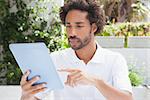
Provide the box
[109,48,150,85]
[0,86,150,100]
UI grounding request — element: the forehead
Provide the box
[65,10,89,24]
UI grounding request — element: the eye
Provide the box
[77,26,84,28]
[66,25,71,28]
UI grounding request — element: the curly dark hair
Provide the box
[59,0,106,35]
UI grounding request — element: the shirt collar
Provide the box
[89,43,105,64]
[70,42,105,64]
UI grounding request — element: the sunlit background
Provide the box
[0,0,150,100]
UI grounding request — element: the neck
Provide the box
[75,40,97,64]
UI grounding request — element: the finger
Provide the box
[70,73,82,87]
[71,73,82,82]
[75,76,83,82]
[31,87,47,95]
[20,70,30,86]
[27,76,41,86]
[22,82,47,94]
[65,72,81,87]
[58,68,75,72]
[23,76,40,89]
[70,78,76,87]
[69,70,82,78]
[65,75,70,85]
[58,68,81,73]
[68,74,74,87]
[30,83,47,92]
[65,71,79,85]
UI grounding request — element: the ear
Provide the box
[91,23,97,34]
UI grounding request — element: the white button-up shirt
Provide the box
[44,44,132,100]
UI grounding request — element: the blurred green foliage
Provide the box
[98,23,150,36]
[129,71,143,86]
[0,0,68,85]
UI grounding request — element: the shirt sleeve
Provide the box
[112,53,133,94]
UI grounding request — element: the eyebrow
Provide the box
[65,22,85,25]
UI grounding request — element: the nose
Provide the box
[68,27,77,37]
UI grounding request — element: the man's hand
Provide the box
[20,70,47,100]
[58,68,99,87]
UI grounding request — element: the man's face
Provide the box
[65,10,95,50]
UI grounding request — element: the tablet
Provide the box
[9,42,64,98]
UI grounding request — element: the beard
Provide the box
[68,32,92,50]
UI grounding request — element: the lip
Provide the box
[69,39,78,44]
[69,38,77,42]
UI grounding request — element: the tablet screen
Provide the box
[9,42,64,98]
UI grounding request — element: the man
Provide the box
[21,0,133,100]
